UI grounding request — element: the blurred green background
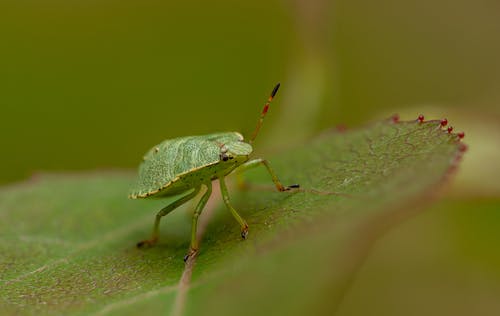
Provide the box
[1,0,499,184]
[1,0,500,314]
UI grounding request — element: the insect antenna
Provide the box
[249,83,280,144]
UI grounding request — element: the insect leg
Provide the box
[185,182,212,262]
[234,158,299,191]
[137,186,201,248]
[219,176,249,239]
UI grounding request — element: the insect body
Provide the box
[129,84,298,261]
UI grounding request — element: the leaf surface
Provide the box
[0,119,465,315]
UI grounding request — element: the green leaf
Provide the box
[333,197,500,316]
[0,119,464,315]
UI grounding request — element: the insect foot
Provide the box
[277,183,300,192]
[241,225,249,239]
[136,238,158,249]
[184,248,198,263]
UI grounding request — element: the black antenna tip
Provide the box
[271,83,281,98]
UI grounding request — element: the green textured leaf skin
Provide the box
[129,132,252,199]
[0,119,469,316]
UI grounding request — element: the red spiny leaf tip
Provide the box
[458,132,465,139]
[447,126,453,133]
[418,114,424,123]
[440,118,448,127]
[391,114,400,123]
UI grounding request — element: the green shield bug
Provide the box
[129,83,299,261]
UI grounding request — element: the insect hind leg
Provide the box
[137,186,201,248]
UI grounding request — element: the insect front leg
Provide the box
[185,182,212,262]
[234,158,299,192]
[137,187,201,248]
[219,176,249,239]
